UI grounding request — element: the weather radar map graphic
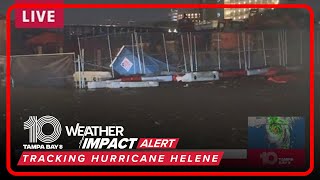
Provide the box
[248,116,305,149]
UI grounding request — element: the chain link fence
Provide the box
[78,29,311,76]
[0,29,315,88]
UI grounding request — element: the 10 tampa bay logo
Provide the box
[23,116,63,150]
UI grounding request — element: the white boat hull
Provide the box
[176,71,219,82]
[88,81,159,89]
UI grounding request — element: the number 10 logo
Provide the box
[24,116,62,144]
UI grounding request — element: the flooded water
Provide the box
[2,76,308,152]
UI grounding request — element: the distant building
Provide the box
[176,0,282,23]
[223,0,280,21]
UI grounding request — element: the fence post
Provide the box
[77,37,81,58]
[284,30,288,66]
[134,32,142,74]
[107,35,114,77]
[131,33,136,74]
[81,48,85,89]
[181,34,188,73]
[187,32,194,72]
[299,31,303,65]
[285,30,288,66]
[190,32,194,72]
[217,32,221,70]
[237,33,241,69]
[281,30,286,66]
[77,55,81,88]
[162,33,169,72]
[139,35,146,74]
[247,33,251,69]
[317,31,320,65]
[278,31,282,66]
[194,35,198,72]
[262,31,267,67]
[74,54,77,86]
[242,32,247,70]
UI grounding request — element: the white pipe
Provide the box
[190,32,193,72]
[217,32,221,70]
[81,48,85,88]
[237,33,241,69]
[278,31,282,66]
[282,30,286,66]
[317,31,320,64]
[262,32,267,67]
[134,32,142,74]
[11,52,75,57]
[194,35,198,72]
[300,31,303,65]
[247,34,251,69]
[77,37,81,57]
[181,35,188,73]
[107,35,114,77]
[73,54,77,80]
[162,33,169,72]
[131,33,136,74]
[285,30,288,66]
[110,45,125,67]
[242,32,247,70]
[139,36,146,74]
[77,55,81,88]
[187,33,193,72]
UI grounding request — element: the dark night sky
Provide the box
[0,0,319,24]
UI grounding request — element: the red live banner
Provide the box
[18,151,224,166]
[15,0,64,28]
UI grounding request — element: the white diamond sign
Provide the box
[120,57,133,72]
